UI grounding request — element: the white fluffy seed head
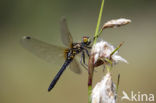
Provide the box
[91,72,116,103]
[91,40,128,64]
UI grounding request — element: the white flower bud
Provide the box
[102,18,131,29]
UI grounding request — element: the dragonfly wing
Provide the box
[69,58,82,74]
[21,36,65,64]
[60,17,73,47]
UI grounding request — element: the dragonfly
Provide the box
[21,17,92,92]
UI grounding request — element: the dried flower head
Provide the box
[102,18,131,29]
[91,40,127,65]
[91,72,116,103]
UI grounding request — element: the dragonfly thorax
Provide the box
[64,49,76,60]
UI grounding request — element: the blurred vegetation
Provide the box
[0,0,156,103]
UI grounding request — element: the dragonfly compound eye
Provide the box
[83,36,89,43]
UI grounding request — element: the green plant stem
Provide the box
[116,74,120,94]
[93,28,103,40]
[110,42,124,57]
[88,86,92,103]
[88,0,105,103]
[93,0,105,44]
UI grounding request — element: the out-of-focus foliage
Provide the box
[0,0,156,103]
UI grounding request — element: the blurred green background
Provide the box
[0,0,156,103]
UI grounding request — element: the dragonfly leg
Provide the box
[87,46,92,49]
[85,49,90,57]
[84,48,90,57]
[82,51,85,64]
[83,48,92,67]
[80,51,97,72]
[82,51,90,67]
[81,51,98,72]
[80,51,88,71]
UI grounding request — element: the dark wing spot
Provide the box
[23,36,31,40]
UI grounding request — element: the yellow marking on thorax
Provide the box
[70,55,74,59]
[64,49,69,59]
[73,51,76,54]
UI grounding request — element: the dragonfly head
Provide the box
[82,36,91,45]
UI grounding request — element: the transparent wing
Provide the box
[69,57,82,74]
[21,36,65,64]
[60,17,73,47]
